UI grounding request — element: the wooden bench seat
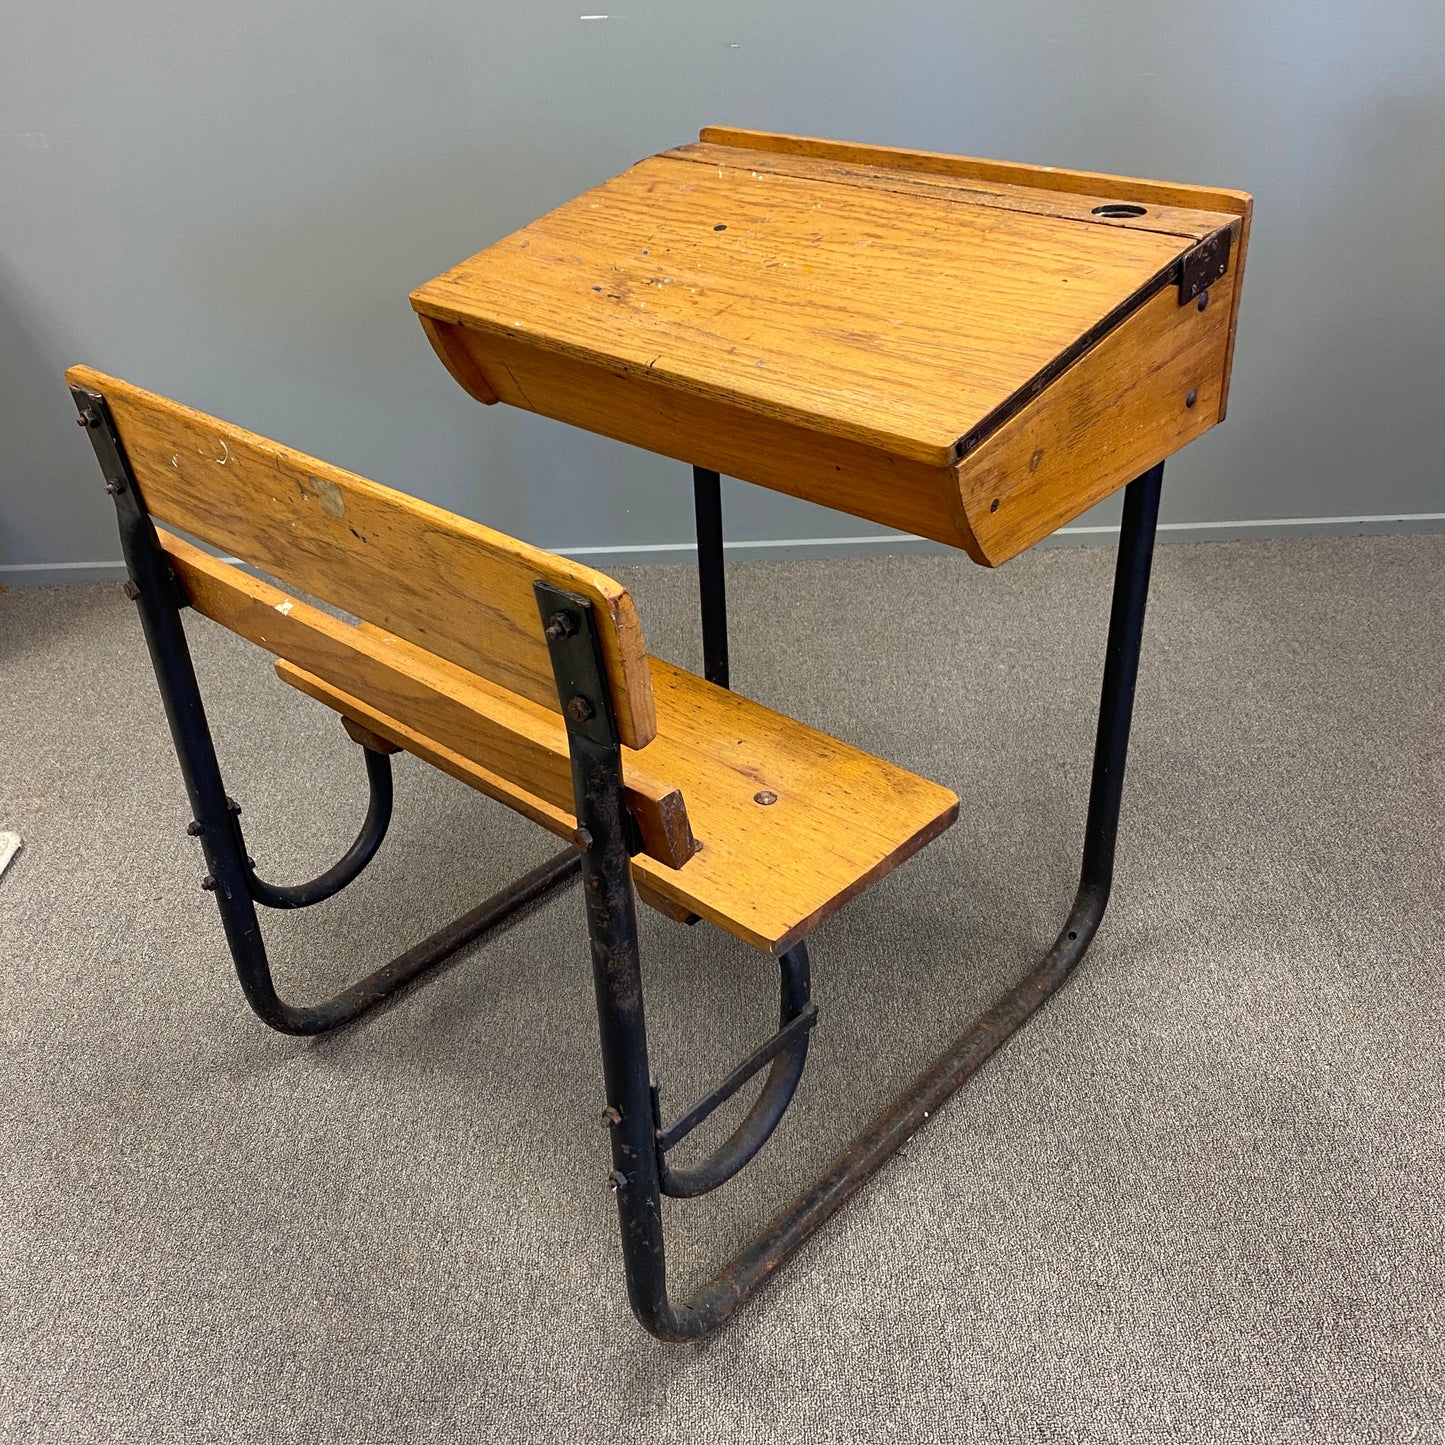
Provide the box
[277,653,958,956]
[67,363,957,962]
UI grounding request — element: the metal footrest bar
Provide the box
[653,941,815,1198]
[654,1005,818,1155]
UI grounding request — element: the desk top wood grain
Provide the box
[412,129,1251,564]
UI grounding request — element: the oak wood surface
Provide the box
[161,532,694,868]
[413,129,1250,564]
[276,657,959,956]
[960,264,1239,563]
[430,322,974,552]
[668,142,1238,243]
[411,155,1191,468]
[697,127,1252,219]
[66,365,656,749]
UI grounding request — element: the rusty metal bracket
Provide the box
[1178,228,1233,304]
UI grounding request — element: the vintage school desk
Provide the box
[75,127,1249,1342]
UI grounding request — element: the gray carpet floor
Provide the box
[1,533,1442,1443]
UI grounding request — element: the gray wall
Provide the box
[3,1,1442,583]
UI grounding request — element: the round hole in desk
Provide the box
[1091,203,1148,218]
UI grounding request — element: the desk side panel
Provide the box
[958,264,1239,565]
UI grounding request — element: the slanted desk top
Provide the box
[412,128,1251,565]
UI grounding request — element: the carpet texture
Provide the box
[1,534,1442,1443]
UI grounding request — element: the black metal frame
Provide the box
[529,458,1163,1340]
[692,466,730,687]
[72,385,581,1036]
[77,373,1164,1340]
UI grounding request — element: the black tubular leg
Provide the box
[548,461,1165,1342]
[245,742,395,910]
[692,466,730,688]
[73,385,581,1036]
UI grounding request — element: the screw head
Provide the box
[186,820,204,837]
[566,695,595,724]
[1185,388,1199,409]
[200,874,218,892]
[754,790,778,806]
[104,479,123,496]
[1197,290,1209,312]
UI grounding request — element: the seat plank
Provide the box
[66,365,656,750]
[276,656,959,956]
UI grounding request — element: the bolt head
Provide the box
[1197,290,1209,312]
[566,695,595,724]
[200,874,218,892]
[104,479,123,496]
[122,579,141,601]
[186,820,204,837]
[600,1105,621,1128]
[606,1170,627,1194]
[1185,388,1199,409]
[544,610,578,641]
[76,409,99,428]
[572,826,594,851]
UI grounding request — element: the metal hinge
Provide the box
[1178,228,1233,304]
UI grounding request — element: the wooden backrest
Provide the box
[66,365,657,749]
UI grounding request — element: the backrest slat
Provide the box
[68,365,657,749]
[160,529,696,868]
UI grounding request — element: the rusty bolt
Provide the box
[600,1105,621,1128]
[607,1170,627,1194]
[186,820,204,837]
[754,790,778,806]
[573,826,593,852]
[121,579,141,601]
[76,409,99,428]
[544,610,577,641]
[1197,290,1209,312]
[200,874,218,892]
[566,695,595,724]
[1185,388,1198,409]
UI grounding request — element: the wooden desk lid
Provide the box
[412,128,1251,565]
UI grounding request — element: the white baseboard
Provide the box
[0,559,133,587]
[555,511,1445,565]
[3,512,1442,585]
